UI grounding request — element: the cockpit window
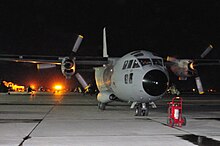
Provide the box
[122,60,128,69]
[127,60,133,68]
[138,59,152,66]
[132,60,140,68]
[152,59,163,66]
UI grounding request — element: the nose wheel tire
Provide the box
[135,103,149,116]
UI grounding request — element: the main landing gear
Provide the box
[134,103,149,116]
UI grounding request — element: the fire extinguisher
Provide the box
[174,106,179,120]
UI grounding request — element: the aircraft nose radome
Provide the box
[142,70,168,96]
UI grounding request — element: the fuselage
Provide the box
[95,50,169,104]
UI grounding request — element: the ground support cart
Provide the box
[167,96,186,127]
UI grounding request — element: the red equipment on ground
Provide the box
[167,96,186,127]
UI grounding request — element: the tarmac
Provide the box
[0,92,220,146]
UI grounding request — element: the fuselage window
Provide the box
[124,74,128,84]
[127,60,133,69]
[129,73,133,84]
[138,59,152,66]
[122,60,128,69]
[132,60,140,68]
[152,59,163,66]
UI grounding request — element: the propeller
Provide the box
[167,45,214,94]
[200,44,213,58]
[71,35,83,58]
[195,76,204,94]
[70,35,89,91]
[37,64,56,69]
[75,73,89,89]
[194,45,213,94]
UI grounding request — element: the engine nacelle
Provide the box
[97,91,116,103]
[61,57,76,79]
[170,59,196,80]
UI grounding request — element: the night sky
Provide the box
[0,0,220,91]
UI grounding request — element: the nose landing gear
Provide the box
[134,103,149,116]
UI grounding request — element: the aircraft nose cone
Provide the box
[142,70,168,96]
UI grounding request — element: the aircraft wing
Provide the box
[0,54,108,66]
[75,56,108,66]
[0,54,61,64]
[193,59,220,66]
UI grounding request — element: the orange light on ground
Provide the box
[13,85,25,92]
[54,85,62,90]
[30,85,35,89]
[3,81,25,92]
[53,84,64,97]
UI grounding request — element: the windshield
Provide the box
[138,59,152,66]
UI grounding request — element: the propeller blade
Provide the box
[75,73,88,89]
[195,76,204,94]
[200,44,213,58]
[72,35,83,53]
[37,64,56,69]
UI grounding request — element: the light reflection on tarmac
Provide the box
[0,92,219,146]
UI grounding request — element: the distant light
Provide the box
[192,88,196,92]
[54,85,62,90]
[30,85,35,89]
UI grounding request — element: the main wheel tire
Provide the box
[142,108,149,116]
[135,105,142,116]
[98,102,106,110]
[167,118,174,127]
[182,116,186,126]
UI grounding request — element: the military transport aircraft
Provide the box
[95,28,169,116]
[0,28,219,116]
[95,28,220,116]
